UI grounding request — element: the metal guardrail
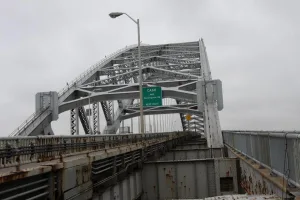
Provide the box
[9,108,51,137]
[9,44,141,137]
[223,130,300,188]
[57,44,138,97]
[0,132,186,169]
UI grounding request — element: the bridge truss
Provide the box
[10,39,224,148]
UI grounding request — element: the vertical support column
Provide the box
[197,81,223,148]
[112,101,114,120]
[137,100,140,133]
[48,172,55,200]
[153,115,156,133]
[131,118,133,133]
[113,156,117,184]
[70,108,79,135]
[198,39,223,148]
[148,115,151,133]
[97,102,101,134]
[194,162,199,198]
[214,159,221,196]
[93,102,99,135]
[56,170,63,199]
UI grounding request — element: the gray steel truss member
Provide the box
[70,108,79,135]
[78,106,91,134]
[9,40,224,148]
[93,102,99,134]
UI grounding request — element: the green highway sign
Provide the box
[142,86,162,107]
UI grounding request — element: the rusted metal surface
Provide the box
[0,132,187,169]
[227,146,299,199]
[223,130,300,188]
[0,171,54,200]
[0,132,188,184]
[142,158,239,200]
[160,148,223,161]
[0,132,189,200]
[0,165,53,184]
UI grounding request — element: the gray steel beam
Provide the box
[103,68,153,134]
[121,108,202,121]
[78,106,91,134]
[199,39,223,148]
[70,108,79,135]
[11,44,140,136]
[11,40,224,140]
[101,101,113,125]
[59,88,197,113]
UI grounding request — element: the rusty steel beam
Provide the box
[0,132,189,169]
[0,131,192,200]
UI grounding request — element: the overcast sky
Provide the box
[1,0,300,136]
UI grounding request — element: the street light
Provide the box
[109,12,144,135]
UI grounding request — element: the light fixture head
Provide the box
[109,12,124,18]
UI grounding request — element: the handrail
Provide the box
[57,44,138,97]
[9,107,50,137]
[0,131,188,169]
[223,130,300,188]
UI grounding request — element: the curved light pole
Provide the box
[109,12,144,135]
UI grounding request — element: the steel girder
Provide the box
[121,104,203,120]
[198,39,223,147]
[59,84,199,113]
[70,108,79,135]
[78,106,91,134]
[175,100,204,133]
[11,44,140,136]
[11,40,223,147]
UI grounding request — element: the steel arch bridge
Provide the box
[9,39,224,148]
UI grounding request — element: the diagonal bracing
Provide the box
[10,39,223,149]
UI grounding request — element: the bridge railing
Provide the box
[223,130,300,188]
[0,132,186,169]
[9,44,140,137]
[57,44,139,97]
[9,108,51,137]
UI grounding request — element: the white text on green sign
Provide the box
[142,87,162,107]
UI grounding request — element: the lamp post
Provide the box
[109,12,144,135]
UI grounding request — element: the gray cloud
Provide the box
[1,0,300,136]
